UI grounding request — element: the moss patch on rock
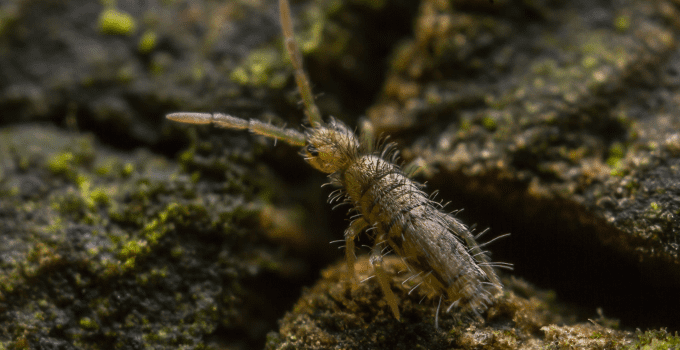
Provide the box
[0,125,304,349]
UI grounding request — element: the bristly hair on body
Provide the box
[166,0,511,329]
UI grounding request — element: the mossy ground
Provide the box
[266,257,635,350]
[0,125,310,349]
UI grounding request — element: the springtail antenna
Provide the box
[278,0,324,128]
[167,112,306,147]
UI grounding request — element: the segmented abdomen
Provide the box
[341,155,500,316]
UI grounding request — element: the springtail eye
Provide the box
[306,145,319,156]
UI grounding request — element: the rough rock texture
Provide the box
[266,257,636,350]
[373,0,680,331]
[0,125,315,349]
[1,0,680,348]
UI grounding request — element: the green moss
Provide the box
[12,337,29,350]
[178,150,194,167]
[581,55,598,69]
[151,267,168,279]
[459,118,472,132]
[567,147,588,163]
[95,160,114,176]
[230,67,249,85]
[650,202,661,211]
[648,141,659,150]
[1,125,263,348]
[100,259,122,279]
[191,171,201,183]
[53,192,88,217]
[121,162,134,177]
[144,332,161,342]
[123,257,136,270]
[298,6,324,54]
[90,187,111,206]
[230,48,280,86]
[47,152,75,176]
[482,116,497,131]
[249,48,278,84]
[119,239,149,260]
[98,8,136,36]
[228,4,326,88]
[144,226,164,246]
[606,142,625,169]
[610,166,627,177]
[629,329,680,349]
[193,64,205,81]
[79,317,99,330]
[614,14,631,32]
[138,31,157,53]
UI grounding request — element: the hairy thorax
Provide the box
[341,155,494,310]
[343,156,414,224]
